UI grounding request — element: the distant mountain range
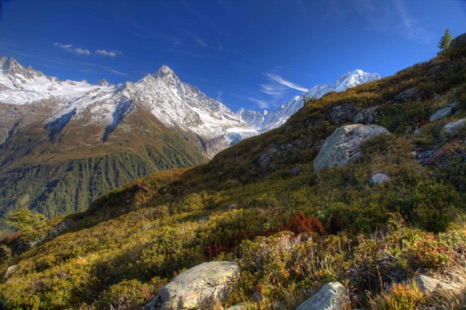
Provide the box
[0,56,379,229]
[238,69,381,131]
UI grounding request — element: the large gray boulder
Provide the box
[145,261,240,310]
[296,282,349,310]
[313,124,390,172]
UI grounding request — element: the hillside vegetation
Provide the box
[1,34,466,309]
[0,103,207,237]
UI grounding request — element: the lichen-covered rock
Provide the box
[328,103,357,124]
[313,124,390,172]
[371,173,391,185]
[429,105,454,122]
[3,265,17,279]
[145,261,240,310]
[444,118,466,135]
[296,282,349,310]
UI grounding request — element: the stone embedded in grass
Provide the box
[296,281,349,310]
[443,118,466,135]
[145,261,240,310]
[429,105,454,122]
[313,124,390,172]
[371,173,391,185]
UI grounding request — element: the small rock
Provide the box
[371,173,391,185]
[225,302,248,310]
[228,204,237,211]
[417,149,439,165]
[296,282,349,310]
[252,290,264,303]
[290,166,301,176]
[429,106,454,122]
[145,261,240,310]
[415,275,441,295]
[444,118,466,135]
[3,265,17,279]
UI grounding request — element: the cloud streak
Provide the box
[54,43,91,55]
[185,31,208,48]
[265,73,308,92]
[54,43,123,57]
[96,49,122,57]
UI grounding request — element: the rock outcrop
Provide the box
[313,124,390,172]
[296,282,349,310]
[145,261,240,310]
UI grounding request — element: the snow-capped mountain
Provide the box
[0,57,256,156]
[240,69,380,131]
[123,65,253,146]
[0,57,106,105]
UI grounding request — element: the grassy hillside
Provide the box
[0,103,207,237]
[0,35,466,309]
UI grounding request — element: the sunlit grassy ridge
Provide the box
[1,40,466,309]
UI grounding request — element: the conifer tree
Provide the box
[438,29,452,51]
[6,207,47,242]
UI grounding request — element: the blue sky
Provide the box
[0,0,465,112]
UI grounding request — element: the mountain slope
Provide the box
[239,69,380,131]
[0,59,214,232]
[1,33,465,309]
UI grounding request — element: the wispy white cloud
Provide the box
[54,43,91,55]
[54,43,124,57]
[391,0,429,42]
[347,0,431,44]
[216,91,223,102]
[260,83,287,96]
[246,97,269,109]
[100,65,130,77]
[185,31,208,48]
[265,73,308,92]
[96,49,122,57]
